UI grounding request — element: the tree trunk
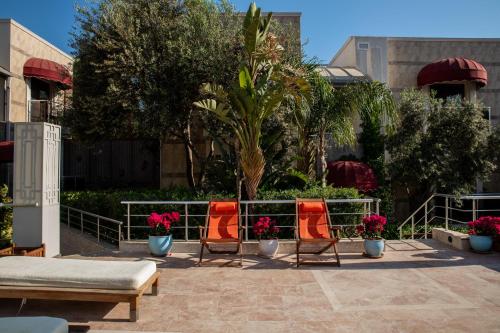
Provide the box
[240,146,265,201]
[235,139,242,201]
[183,114,196,191]
[318,129,327,187]
[197,139,214,188]
[297,130,315,178]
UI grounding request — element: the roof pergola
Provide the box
[317,66,370,86]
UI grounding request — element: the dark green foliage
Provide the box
[67,0,243,190]
[387,90,497,199]
[0,184,12,246]
[359,118,385,182]
[68,0,241,142]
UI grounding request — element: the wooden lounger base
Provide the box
[0,272,160,322]
[198,241,243,266]
[296,240,340,268]
[297,259,341,267]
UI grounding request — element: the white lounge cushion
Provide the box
[0,257,157,290]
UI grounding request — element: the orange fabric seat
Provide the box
[206,202,239,240]
[295,199,340,267]
[199,200,243,266]
[298,202,332,240]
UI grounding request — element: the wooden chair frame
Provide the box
[295,198,341,268]
[0,243,45,257]
[198,199,244,266]
[0,272,160,322]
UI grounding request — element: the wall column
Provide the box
[13,122,61,257]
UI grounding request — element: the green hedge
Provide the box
[61,186,364,240]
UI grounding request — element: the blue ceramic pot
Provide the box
[364,239,384,258]
[148,235,173,256]
[469,235,493,252]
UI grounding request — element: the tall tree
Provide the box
[294,75,396,187]
[67,0,241,190]
[194,3,309,200]
[345,81,396,181]
[388,89,498,203]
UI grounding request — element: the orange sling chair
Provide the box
[198,199,243,266]
[295,198,341,267]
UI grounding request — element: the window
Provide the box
[429,84,465,100]
[358,42,369,50]
[29,78,51,122]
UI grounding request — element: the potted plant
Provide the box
[468,216,500,253]
[356,214,387,258]
[253,217,280,258]
[147,211,180,256]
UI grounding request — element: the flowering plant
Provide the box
[467,216,500,237]
[253,216,280,240]
[356,215,387,239]
[147,211,180,236]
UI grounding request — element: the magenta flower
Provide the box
[147,211,180,236]
[253,216,280,240]
[356,214,387,239]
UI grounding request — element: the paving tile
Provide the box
[0,240,499,332]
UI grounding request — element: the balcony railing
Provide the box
[28,99,65,124]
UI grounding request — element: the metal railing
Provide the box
[121,198,380,241]
[60,205,123,246]
[28,100,66,124]
[398,193,500,239]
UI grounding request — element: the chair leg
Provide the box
[152,276,159,296]
[296,241,300,268]
[198,243,205,266]
[129,296,139,322]
[333,242,341,267]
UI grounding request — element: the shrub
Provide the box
[0,184,12,246]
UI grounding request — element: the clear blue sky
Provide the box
[2,0,500,63]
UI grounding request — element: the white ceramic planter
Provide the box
[258,239,279,258]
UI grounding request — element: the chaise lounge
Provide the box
[295,198,341,267]
[0,256,160,322]
[199,199,244,266]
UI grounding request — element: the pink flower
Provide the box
[147,212,163,228]
[357,214,387,239]
[171,211,181,221]
[147,211,180,236]
[468,216,500,236]
[253,216,279,240]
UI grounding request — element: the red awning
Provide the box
[0,141,14,163]
[326,160,378,193]
[417,57,487,87]
[23,57,72,89]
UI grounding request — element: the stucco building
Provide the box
[0,19,73,188]
[0,18,72,136]
[323,36,500,216]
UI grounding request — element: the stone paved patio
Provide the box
[0,240,499,332]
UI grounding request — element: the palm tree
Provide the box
[295,71,396,187]
[194,3,308,200]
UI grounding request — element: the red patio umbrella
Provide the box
[326,160,378,193]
